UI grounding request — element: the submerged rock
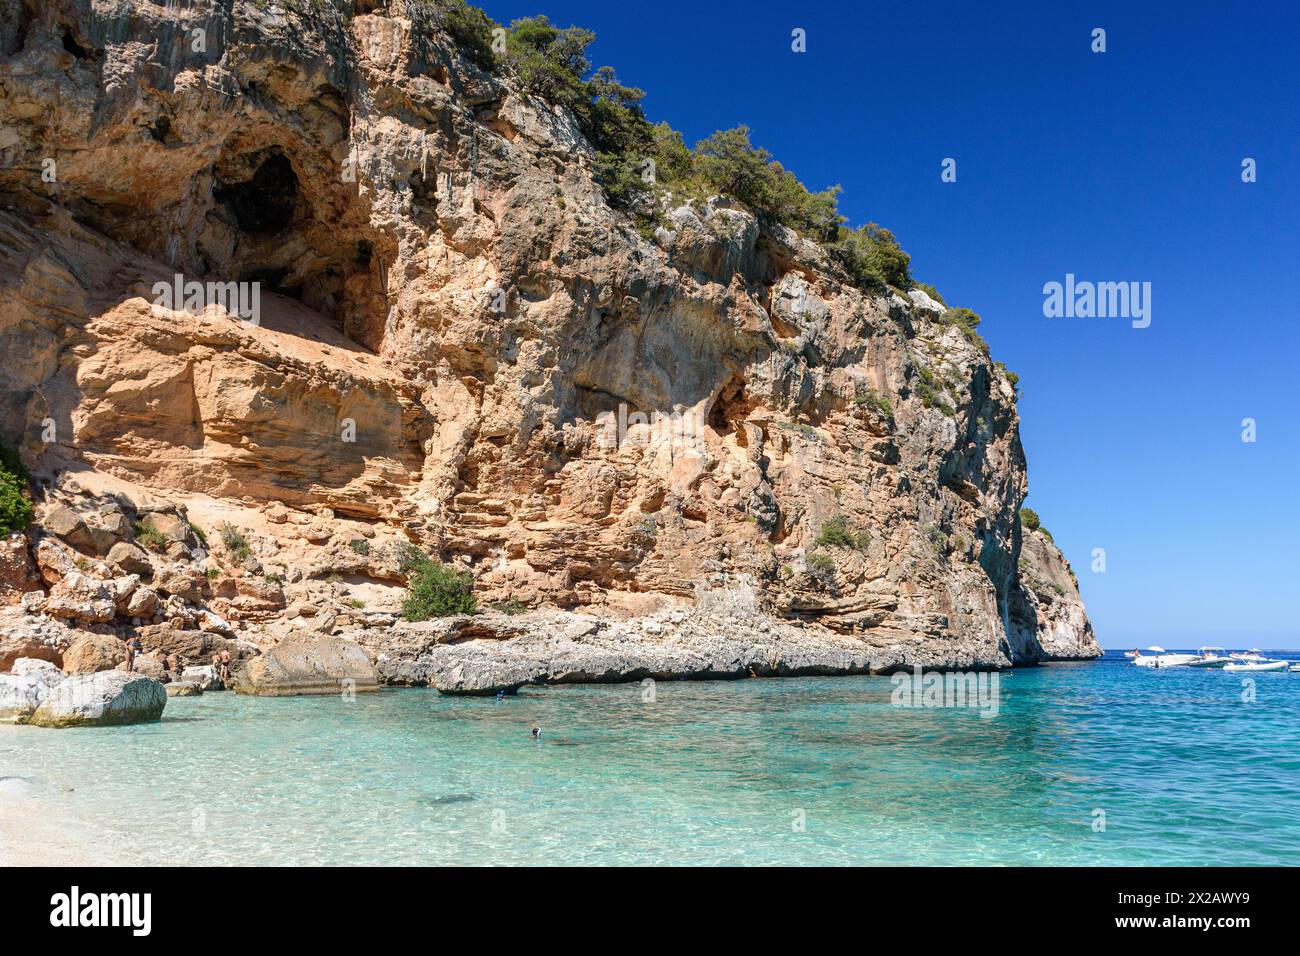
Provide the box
[28,671,167,728]
[165,681,203,697]
[234,634,378,697]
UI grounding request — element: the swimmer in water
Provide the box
[495,690,505,703]
[531,724,541,740]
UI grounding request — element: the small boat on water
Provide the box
[1223,659,1288,672]
[1230,649,1267,662]
[1187,647,1230,668]
[1291,664,1300,673]
[1132,646,1198,668]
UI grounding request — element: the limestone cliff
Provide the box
[0,0,1099,672]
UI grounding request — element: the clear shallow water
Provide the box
[2,650,1299,865]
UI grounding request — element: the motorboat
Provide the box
[1223,659,1287,672]
[1131,646,1199,668]
[1230,649,1267,662]
[1186,647,1230,668]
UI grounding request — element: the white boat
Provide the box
[1223,659,1287,672]
[1230,649,1266,662]
[1132,646,1198,668]
[1290,664,1300,673]
[1187,647,1230,668]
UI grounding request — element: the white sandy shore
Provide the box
[0,790,114,866]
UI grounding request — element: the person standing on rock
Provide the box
[219,649,232,684]
[124,635,142,672]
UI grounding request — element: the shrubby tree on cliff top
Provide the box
[427,3,931,298]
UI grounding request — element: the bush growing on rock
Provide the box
[132,519,167,552]
[938,307,988,353]
[815,515,870,551]
[854,386,894,422]
[426,0,497,69]
[1019,508,1051,540]
[441,5,903,271]
[402,557,477,620]
[916,282,946,305]
[219,522,251,562]
[0,443,33,535]
[830,223,913,292]
[805,552,837,588]
[395,540,426,573]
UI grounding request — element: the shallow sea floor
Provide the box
[2,651,1298,865]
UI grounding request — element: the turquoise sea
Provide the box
[3,650,1299,865]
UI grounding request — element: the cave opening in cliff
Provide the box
[214,151,299,237]
[59,24,95,61]
[708,377,752,438]
[202,142,391,352]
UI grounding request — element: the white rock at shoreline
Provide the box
[28,671,167,728]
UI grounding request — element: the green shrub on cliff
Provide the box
[0,443,33,535]
[916,282,946,305]
[402,557,477,620]
[430,4,921,297]
[436,0,498,69]
[219,522,252,562]
[805,552,837,588]
[1013,509,1045,538]
[692,126,843,241]
[829,223,913,292]
[133,520,167,553]
[815,515,871,551]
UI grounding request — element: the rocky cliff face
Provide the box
[0,0,1098,672]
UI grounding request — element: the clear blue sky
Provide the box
[483,0,1300,649]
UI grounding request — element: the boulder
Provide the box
[130,656,167,680]
[0,609,76,669]
[142,510,191,542]
[125,585,158,617]
[166,680,203,697]
[197,609,234,635]
[63,633,126,674]
[0,673,47,723]
[98,507,131,539]
[43,571,116,623]
[107,541,153,576]
[180,664,223,691]
[28,671,167,727]
[156,566,205,601]
[0,534,41,605]
[109,573,142,613]
[10,658,66,688]
[42,505,96,552]
[235,634,378,696]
